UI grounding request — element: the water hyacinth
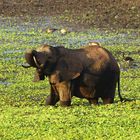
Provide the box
[0,17,140,140]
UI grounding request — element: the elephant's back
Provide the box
[84,46,110,72]
[84,45,109,60]
[83,45,119,74]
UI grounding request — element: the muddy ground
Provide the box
[0,0,140,29]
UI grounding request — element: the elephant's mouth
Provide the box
[22,49,56,79]
[32,55,44,69]
[22,50,44,69]
[22,58,43,68]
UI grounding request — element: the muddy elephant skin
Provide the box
[22,43,123,106]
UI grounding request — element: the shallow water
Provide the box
[0,16,140,86]
[3,49,24,54]
[0,81,12,86]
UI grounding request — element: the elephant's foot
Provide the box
[101,98,114,104]
[88,98,98,105]
[45,95,59,106]
[88,98,99,105]
[60,100,71,106]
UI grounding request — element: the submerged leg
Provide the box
[56,81,72,106]
[46,85,59,106]
[101,97,114,104]
[88,97,99,105]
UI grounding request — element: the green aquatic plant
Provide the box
[0,17,140,140]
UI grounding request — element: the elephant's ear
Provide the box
[56,57,83,82]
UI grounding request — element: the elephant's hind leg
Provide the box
[101,97,114,104]
[101,82,116,104]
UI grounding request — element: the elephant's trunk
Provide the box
[24,49,36,67]
[33,55,43,69]
[24,49,43,69]
[22,64,32,68]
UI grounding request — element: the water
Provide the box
[3,49,24,54]
[0,80,12,86]
[0,16,140,87]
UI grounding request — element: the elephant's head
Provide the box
[22,44,83,83]
[22,44,61,81]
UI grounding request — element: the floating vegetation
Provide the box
[0,17,140,140]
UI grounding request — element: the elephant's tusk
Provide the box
[22,64,31,68]
[33,56,41,68]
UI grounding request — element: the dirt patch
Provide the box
[0,0,140,29]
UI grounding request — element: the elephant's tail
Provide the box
[118,75,123,102]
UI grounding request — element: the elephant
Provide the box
[22,43,123,106]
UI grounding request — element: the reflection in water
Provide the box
[3,49,24,54]
[0,81,12,86]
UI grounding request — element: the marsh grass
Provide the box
[0,17,140,140]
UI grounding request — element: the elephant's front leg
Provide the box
[56,81,72,106]
[46,85,59,106]
[88,97,99,105]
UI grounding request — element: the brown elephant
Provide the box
[22,43,123,106]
